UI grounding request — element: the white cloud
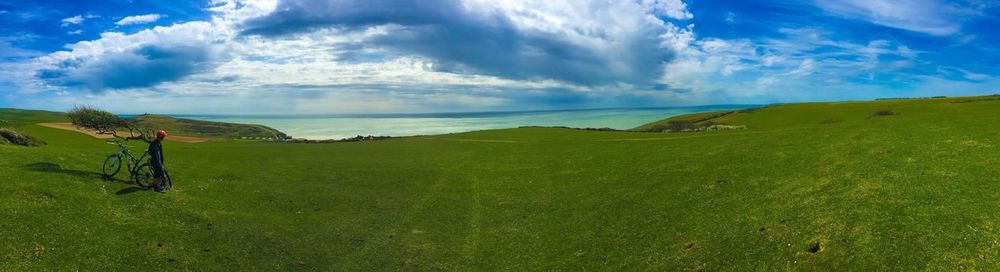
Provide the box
[936,66,993,82]
[813,0,986,35]
[19,0,614,113]
[116,14,165,25]
[67,30,83,35]
[644,0,694,20]
[789,58,816,76]
[208,0,278,26]
[7,0,994,114]
[27,0,948,112]
[656,25,939,102]
[959,69,991,81]
[27,20,227,93]
[241,0,682,87]
[61,15,84,27]
[0,39,42,59]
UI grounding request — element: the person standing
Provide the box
[148,130,168,193]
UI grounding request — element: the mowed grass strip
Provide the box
[2,96,1000,270]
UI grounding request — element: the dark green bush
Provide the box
[819,118,843,124]
[872,110,896,116]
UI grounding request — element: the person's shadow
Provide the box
[23,162,147,195]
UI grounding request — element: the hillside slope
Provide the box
[128,114,287,139]
[0,108,67,125]
[632,95,997,132]
[1,108,287,140]
[4,95,1000,270]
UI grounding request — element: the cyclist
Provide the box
[149,130,168,193]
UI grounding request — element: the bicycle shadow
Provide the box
[114,187,148,195]
[23,162,129,184]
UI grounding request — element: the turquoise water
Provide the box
[175,105,754,140]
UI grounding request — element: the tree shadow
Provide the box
[23,162,129,184]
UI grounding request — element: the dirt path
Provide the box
[38,122,212,143]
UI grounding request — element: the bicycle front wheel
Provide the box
[102,155,122,178]
[133,163,155,187]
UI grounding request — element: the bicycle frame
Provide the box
[109,140,148,175]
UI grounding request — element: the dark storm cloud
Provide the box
[36,44,215,90]
[241,0,674,86]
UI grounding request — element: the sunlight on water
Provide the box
[177,105,753,140]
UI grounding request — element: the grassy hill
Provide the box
[0,109,62,146]
[128,114,287,140]
[0,108,67,125]
[0,108,286,140]
[3,95,1000,270]
[631,109,746,132]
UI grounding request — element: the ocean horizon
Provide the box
[158,105,758,140]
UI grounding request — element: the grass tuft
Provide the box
[871,110,896,117]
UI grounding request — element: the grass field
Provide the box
[3,96,1000,270]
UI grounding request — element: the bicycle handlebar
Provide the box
[106,140,129,151]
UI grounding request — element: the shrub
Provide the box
[819,118,843,124]
[0,128,46,147]
[662,121,695,132]
[872,110,896,116]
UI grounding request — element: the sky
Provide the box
[0,0,997,114]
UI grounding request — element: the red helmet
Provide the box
[156,130,168,139]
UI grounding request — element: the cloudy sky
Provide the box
[0,0,997,114]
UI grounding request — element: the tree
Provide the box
[67,106,152,142]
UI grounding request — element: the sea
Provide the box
[172,105,756,140]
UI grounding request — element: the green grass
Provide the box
[3,96,1000,270]
[0,109,59,146]
[0,108,67,125]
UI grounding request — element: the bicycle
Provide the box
[102,140,160,187]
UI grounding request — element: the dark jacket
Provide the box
[148,139,165,168]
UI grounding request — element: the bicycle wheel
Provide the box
[102,155,122,178]
[133,163,155,187]
[163,169,172,189]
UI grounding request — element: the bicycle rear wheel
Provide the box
[133,163,155,187]
[102,155,122,178]
[163,169,172,189]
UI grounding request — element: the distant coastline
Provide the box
[128,104,760,119]
[161,105,759,140]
